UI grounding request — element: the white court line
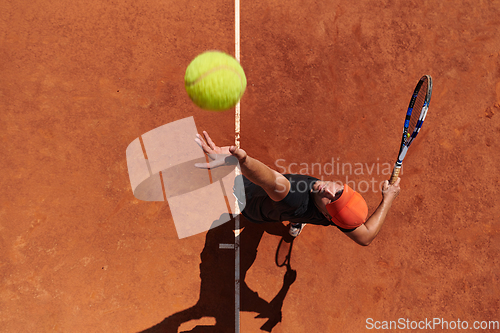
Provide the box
[234,0,241,331]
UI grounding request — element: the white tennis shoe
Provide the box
[289,223,306,237]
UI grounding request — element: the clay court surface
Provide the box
[2,0,500,332]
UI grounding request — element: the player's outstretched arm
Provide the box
[344,178,401,246]
[195,131,290,201]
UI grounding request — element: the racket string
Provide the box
[406,81,428,139]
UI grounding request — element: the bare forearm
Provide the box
[239,156,276,188]
[346,198,394,246]
[238,155,289,201]
[364,199,393,240]
[345,179,400,246]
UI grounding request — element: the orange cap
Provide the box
[326,184,368,229]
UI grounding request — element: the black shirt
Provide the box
[239,174,353,231]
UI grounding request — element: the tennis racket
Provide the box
[389,75,433,184]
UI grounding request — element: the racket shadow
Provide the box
[137,215,297,333]
[253,233,297,332]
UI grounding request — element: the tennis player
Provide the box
[195,131,401,246]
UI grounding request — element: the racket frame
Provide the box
[389,75,432,185]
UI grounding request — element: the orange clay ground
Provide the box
[1,0,499,332]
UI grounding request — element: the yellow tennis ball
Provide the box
[185,51,247,111]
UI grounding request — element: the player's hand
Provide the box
[195,131,247,169]
[381,178,401,203]
[195,131,230,155]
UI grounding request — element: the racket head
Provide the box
[396,75,433,163]
[391,75,433,184]
[402,75,432,146]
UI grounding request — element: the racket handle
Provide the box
[389,166,401,185]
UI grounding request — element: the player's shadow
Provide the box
[138,214,297,333]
